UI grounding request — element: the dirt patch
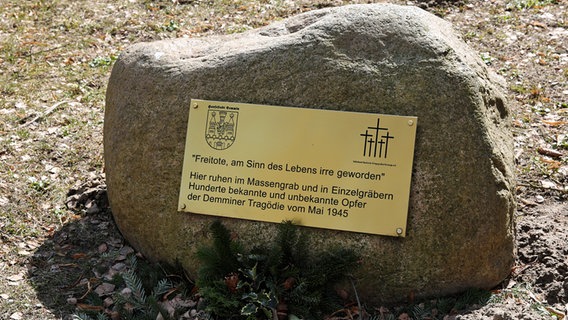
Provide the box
[516,202,568,306]
[454,201,568,320]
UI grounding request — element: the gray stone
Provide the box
[104,4,515,304]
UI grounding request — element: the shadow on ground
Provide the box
[28,176,568,319]
[27,175,128,319]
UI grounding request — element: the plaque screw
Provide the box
[407,120,414,126]
[396,228,403,235]
[192,103,198,109]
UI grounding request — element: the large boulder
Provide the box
[104,4,515,304]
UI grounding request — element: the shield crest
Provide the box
[205,110,238,150]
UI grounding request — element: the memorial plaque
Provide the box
[179,99,417,236]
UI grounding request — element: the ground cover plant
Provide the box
[195,220,360,320]
[0,0,566,319]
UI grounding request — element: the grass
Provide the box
[0,0,395,251]
[1,0,567,319]
[506,0,557,9]
[0,1,387,318]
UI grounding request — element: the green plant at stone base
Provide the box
[113,270,174,319]
[196,220,361,320]
[72,255,193,320]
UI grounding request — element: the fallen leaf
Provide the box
[25,240,40,249]
[283,277,296,290]
[98,243,108,253]
[541,180,557,189]
[542,120,567,126]
[58,263,79,268]
[225,273,239,293]
[95,283,116,296]
[545,306,565,319]
[10,312,22,320]
[537,147,563,158]
[111,262,126,271]
[530,21,547,28]
[519,198,537,206]
[77,303,104,311]
[72,253,88,259]
[7,274,23,282]
[17,250,31,256]
[540,157,562,169]
[118,246,134,256]
[103,297,114,308]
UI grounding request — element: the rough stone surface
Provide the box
[104,4,515,304]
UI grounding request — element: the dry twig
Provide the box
[19,101,76,127]
[517,182,568,194]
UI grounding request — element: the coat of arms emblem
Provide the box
[205,110,238,150]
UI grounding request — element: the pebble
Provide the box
[535,195,545,203]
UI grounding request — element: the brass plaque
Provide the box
[178,99,417,237]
